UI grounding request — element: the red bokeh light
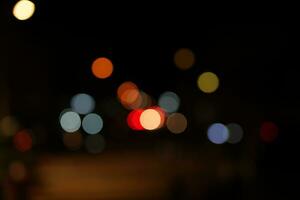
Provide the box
[127,109,144,131]
[13,129,32,152]
[260,121,279,143]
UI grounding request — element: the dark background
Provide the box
[0,1,298,199]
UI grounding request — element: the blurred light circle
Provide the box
[60,111,81,133]
[207,123,229,144]
[71,93,95,114]
[153,106,166,128]
[117,81,138,98]
[13,129,32,152]
[9,161,27,182]
[158,91,180,113]
[59,108,72,119]
[0,115,19,137]
[91,57,113,79]
[121,89,142,109]
[167,113,188,134]
[127,109,144,131]
[13,0,35,21]
[140,109,162,130]
[117,81,142,109]
[63,132,83,151]
[139,91,153,108]
[85,134,106,154]
[197,72,219,93]
[174,48,195,70]
[82,113,103,134]
[227,123,244,144]
[260,121,279,143]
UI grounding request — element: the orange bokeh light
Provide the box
[117,81,137,98]
[92,57,113,79]
[13,129,32,152]
[117,82,142,109]
[127,109,144,131]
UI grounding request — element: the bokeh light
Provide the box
[9,161,27,182]
[117,81,137,98]
[59,108,72,119]
[166,113,188,134]
[197,72,219,93]
[153,106,166,128]
[140,108,162,131]
[117,81,142,109]
[260,121,279,143]
[207,123,229,144]
[82,113,104,134]
[123,89,142,109]
[85,134,106,154]
[91,57,113,79]
[127,109,144,131]
[13,129,32,152]
[13,0,35,21]
[59,111,81,133]
[227,123,244,144]
[63,132,83,151]
[158,91,180,113]
[71,93,95,114]
[127,90,154,109]
[174,48,195,70]
[0,115,19,137]
[139,91,153,108]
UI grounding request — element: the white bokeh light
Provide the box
[71,93,95,115]
[140,109,162,131]
[13,0,35,21]
[158,91,180,113]
[82,113,103,134]
[60,111,81,133]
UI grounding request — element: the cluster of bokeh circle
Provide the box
[7,0,281,186]
[174,48,279,144]
[10,2,280,147]
[175,48,236,144]
[0,115,35,183]
[57,47,280,153]
[59,93,105,153]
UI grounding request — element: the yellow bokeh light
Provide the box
[140,109,162,131]
[174,48,195,70]
[197,72,219,93]
[0,115,20,137]
[13,0,35,21]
